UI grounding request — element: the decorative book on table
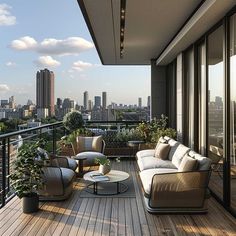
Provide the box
[90,173,110,181]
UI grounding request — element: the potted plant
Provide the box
[9,140,47,213]
[95,157,111,175]
[63,111,84,133]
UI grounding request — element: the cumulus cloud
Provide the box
[34,56,61,67]
[0,4,16,26]
[0,84,9,92]
[6,61,16,67]
[72,60,93,71]
[10,36,94,56]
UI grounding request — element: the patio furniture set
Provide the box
[38,135,212,214]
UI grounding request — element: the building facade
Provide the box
[83,91,89,110]
[36,68,55,117]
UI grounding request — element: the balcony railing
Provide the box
[0,120,142,208]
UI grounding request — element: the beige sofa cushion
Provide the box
[167,139,180,160]
[188,151,212,171]
[171,144,190,168]
[140,168,178,195]
[137,156,177,171]
[178,155,198,172]
[154,143,170,160]
[77,136,103,152]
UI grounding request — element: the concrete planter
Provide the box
[22,194,39,213]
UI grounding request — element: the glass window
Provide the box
[207,25,224,200]
[230,13,236,211]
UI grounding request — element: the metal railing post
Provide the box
[1,139,6,206]
[52,125,56,155]
[7,138,10,194]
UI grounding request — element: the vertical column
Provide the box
[151,60,166,119]
[176,53,183,142]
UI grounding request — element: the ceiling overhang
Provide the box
[77,0,236,66]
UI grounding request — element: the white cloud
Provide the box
[10,36,94,56]
[34,56,61,67]
[0,4,16,26]
[6,61,16,67]
[72,60,93,71]
[0,84,9,92]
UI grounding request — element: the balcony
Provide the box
[0,122,236,235]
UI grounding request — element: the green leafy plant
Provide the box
[116,128,143,142]
[63,111,84,132]
[9,140,48,198]
[94,157,110,166]
[151,128,177,143]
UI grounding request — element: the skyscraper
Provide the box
[94,96,101,108]
[36,68,55,116]
[138,97,142,108]
[102,92,107,109]
[147,96,151,108]
[83,91,89,110]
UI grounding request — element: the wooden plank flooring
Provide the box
[0,159,236,236]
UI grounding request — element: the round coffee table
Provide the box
[83,170,129,195]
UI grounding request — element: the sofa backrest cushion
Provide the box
[178,155,198,172]
[167,139,180,161]
[77,136,103,152]
[154,143,170,160]
[188,150,212,171]
[171,143,190,168]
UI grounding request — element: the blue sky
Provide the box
[0,0,150,106]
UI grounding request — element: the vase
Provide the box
[99,164,111,175]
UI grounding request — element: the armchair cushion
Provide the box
[77,136,103,152]
[76,151,106,166]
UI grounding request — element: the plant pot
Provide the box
[99,164,111,175]
[22,193,39,213]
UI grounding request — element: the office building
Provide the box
[94,96,101,109]
[83,91,89,110]
[36,68,55,116]
[102,92,107,109]
[147,96,151,108]
[138,97,142,108]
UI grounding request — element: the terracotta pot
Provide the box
[99,164,111,175]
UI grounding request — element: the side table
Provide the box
[74,156,87,177]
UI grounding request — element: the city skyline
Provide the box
[0,1,150,105]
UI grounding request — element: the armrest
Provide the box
[50,154,70,168]
[40,167,64,196]
[149,171,210,208]
[101,140,106,154]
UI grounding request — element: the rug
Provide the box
[79,171,136,198]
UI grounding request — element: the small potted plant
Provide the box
[9,140,47,213]
[95,157,111,175]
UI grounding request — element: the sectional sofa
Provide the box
[136,136,212,213]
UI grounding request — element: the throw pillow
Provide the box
[154,137,167,151]
[77,136,103,152]
[154,143,170,160]
[178,155,198,172]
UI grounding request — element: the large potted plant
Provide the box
[9,140,47,213]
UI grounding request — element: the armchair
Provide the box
[73,135,106,167]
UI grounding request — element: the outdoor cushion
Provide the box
[67,158,77,171]
[76,151,106,166]
[77,136,103,152]
[178,155,198,172]
[171,144,190,168]
[188,151,212,171]
[60,167,75,187]
[136,149,155,160]
[154,143,170,160]
[140,168,178,195]
[137,156,177,171]
[167,139,180,160]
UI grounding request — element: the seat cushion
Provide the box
[67,158,77,171]
[188,151,212,171]
[136,149,155,160]
[140,168,178,195]
[60,167,75,187]
[171,144,190,168]
[137,156,177,171]
[77,136,103,152]
[76,152,106,166]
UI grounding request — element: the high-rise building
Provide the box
[83,91,89,110]
[36,68,55,116]
[147,96,151,108]
[88,100,93,110]
[9,96,16,109]
[94,96,101,109]
[102,92,107,109]
[56,98,63,109]
[138,97,142,108]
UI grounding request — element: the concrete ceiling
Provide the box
[78,0,236,65]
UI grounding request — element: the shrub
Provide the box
[63,111,84,132]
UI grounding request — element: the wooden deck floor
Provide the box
[0,159,236,236]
